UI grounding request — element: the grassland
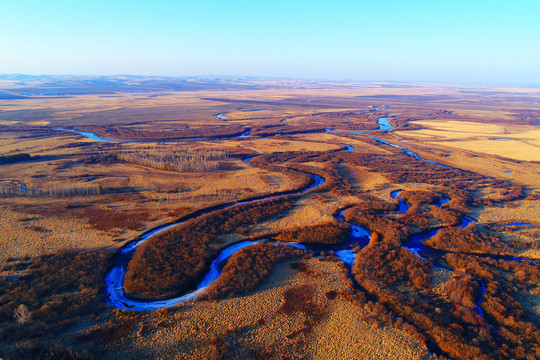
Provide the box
[0,78,539,359]
[395,119,540,162]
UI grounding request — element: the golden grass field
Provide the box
[395,120,540,162]
[1,80,539,359]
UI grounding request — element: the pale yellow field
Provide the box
[473,199,540,224]
[399,140,540,188]
[436,139,540,162]
[395,119,540,162]
[397,120,511,139]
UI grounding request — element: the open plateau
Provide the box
[0,76,539,360]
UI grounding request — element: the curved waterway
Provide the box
[54,128,128,143]
[0,180,27,192]
[215,113,229,120]
[105,145,359,310]
[377,117,392,131]
[54,126,252,143]
[368,136,448,167]
[101,116,538,312]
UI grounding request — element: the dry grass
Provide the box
[395,119,540,162]
[398,120,512,139]
[3,82,540,358]
[436,139,540,162]
[114,258,435,360]
[472,199,540,224]
[249,194,361,235]
[226,137,342,153]
[429,268,454,299]
[393,139,540,188]
[0,207,116,262]
[0,137,303,261]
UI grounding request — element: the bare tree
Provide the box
[14,304,30,325]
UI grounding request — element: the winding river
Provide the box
[54,126,252,143]
[57,116,537,313]
[104,146,361,310]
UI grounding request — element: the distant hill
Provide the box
[0,74,287,96]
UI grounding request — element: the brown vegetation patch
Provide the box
[354,242,431,290]
[276,221,350,245]
[278,285,327,339]
[344,207,410,245]
[399,189,441,209]
[444,253,540,359]
[84,207,150,232]
[426,225,512,255]
[325,290,338,300]
[0,250,110,344]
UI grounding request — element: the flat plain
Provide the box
[0,77,539,360]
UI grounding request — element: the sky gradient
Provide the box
[1,0,539,85]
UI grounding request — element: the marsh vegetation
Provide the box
[0,79,539,359]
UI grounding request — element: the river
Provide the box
[58,115,536,313]
[104,146,362,310]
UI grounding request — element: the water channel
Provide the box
[46,115,537,312]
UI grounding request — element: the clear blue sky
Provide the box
[1,0,539,85]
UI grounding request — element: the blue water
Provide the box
[239,127,251,138]
[489,138,518,141]
[0,180,27,192]
[216,113,229,120]
[54,128,127,143]
[460,216,477,228]
[369,136,448,167]
[439,197,451,206]
[377,117,392,131]
[391,190,410,214]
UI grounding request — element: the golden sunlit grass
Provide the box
[119,258,435,360]
[473,199,540,225]
[394,119,540,162]
[396,139,540,188]
[0,207,111,262]
[2,83,540,359]
[227,137,342,153]
[437,139,540,162]
[250,193,361,236]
